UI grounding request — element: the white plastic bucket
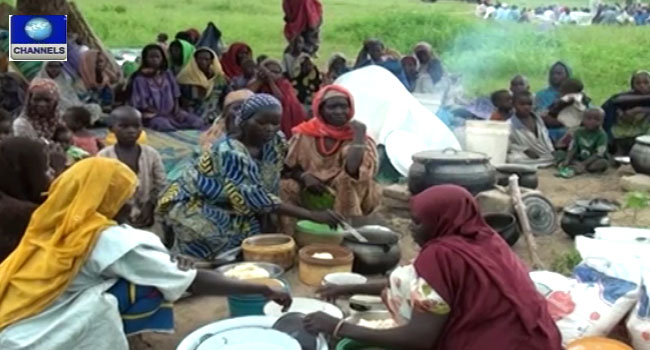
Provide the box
[465,120,510,165]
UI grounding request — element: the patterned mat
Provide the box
[93,128,201,180]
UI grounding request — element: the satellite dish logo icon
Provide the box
[24,18,53,41]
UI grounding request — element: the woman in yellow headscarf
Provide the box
[178,47,229,124]
[0,158,290,350]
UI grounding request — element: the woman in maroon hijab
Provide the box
[305,185,561,350]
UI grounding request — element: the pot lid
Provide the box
[296,220,343,235]
[572,198,619,212]
[635,135,650,146]
[496,164,537,174]
[412,148,489,164]
[519,193,557,236]
[563,204,609,217]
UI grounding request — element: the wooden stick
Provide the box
[508,174,546,269]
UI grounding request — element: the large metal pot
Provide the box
[342,226,401,276]
[495,164,539,189]
[561,204,611,238]
[630,135,650,175]
[408,149,496,195]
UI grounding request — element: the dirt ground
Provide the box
[136,167,650,350]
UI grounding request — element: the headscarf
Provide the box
[237,93,282,126]
[220,42,252,79]
[79,49,111,90]
[196,22,224,56]
[293,84,356,144]
[177,47,225,98]
[259,59,306,138]
[169,39,195,72]
[20,78,61,140]
[536,61,572,111]
[199,89,254,151]
[0,158,138,330]
[411,185,562,350]
[283,0,323,41]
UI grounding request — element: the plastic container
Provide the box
[295,220,344,248]
[298,244,353,286]
[464,120,510,166]
[227,279,285,318]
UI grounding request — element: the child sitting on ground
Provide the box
[98,106,166,228]
[52,126,90,165]
[490,89,513,121]
[558,108,609,177]
[507,91,555,166]
[63,106,103,155]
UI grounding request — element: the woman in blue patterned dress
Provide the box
[157,94,342,260]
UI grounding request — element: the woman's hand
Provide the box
[316,284,354,302]
[303,311,341,335]
[301,173,326,194]
[308,209,345,228]
[170,254,196,271]
[350,120,367,138]
[264,286,292,312]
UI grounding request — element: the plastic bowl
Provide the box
[336,338,388,350]
[295,220,344,247]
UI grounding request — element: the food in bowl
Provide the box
[311,252,334,260]
[224,263,271,280]
[357,318,397,329]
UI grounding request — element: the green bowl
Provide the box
[336,338,389,350]
[295,220,343,247]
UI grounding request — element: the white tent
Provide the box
[335,66,460,176]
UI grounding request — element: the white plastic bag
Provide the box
[530,236,643,345]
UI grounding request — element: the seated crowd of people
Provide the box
[476,0,650,26]
[491,63,650,176]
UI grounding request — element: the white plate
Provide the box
[218,343,290,350]
[176,316,329,350]
[264,297,343,318]
[196,327,300,350]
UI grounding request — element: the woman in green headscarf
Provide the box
[168,39,195,76]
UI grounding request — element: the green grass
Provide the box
[8,0,650,102]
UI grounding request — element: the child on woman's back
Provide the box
[98,106,166,228]
[549,78,588,130]
[63,106,103,155]
[559,108,609,176]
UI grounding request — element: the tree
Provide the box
[16,0,68,16]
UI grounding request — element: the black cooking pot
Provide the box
[342,226,401,276]
[484,213,520,246]
[408,148,496,195]
[561,204,611,238]
[630,135,650,175]
[495,164,539,189]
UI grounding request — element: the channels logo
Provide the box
[9,15,67,61]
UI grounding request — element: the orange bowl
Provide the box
[567,337,633,350]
